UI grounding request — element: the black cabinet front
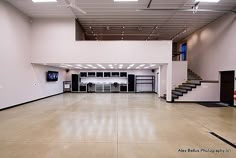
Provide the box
[128,74,135,92]
[72,74,79,91]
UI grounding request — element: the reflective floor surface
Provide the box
[0,93,235,158]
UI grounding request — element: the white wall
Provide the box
[172,61,188,88]
[31,18,172,64]
[175,82,220,102]
[0,1,66,109]
[186,13,236,80]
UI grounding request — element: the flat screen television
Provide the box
[47,71,59,81]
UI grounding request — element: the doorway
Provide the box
[220,71,235,106]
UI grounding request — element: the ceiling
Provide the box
[43,63,161,70]
[6,0,236,41]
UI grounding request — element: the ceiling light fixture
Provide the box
[195,0,220,2]
[32,0,57,2]
[114,0,138,2]
[87,64,94,67]
[62,64,72,67]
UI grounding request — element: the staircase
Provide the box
[171,80,201,101]
[163,69,203,102]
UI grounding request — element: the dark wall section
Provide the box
[75,19,86,41]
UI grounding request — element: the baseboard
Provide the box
[0,92,64,111]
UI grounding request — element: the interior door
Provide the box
[220,71,235,106]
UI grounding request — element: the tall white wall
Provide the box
[186,13,236,80]
[0,1,66,109]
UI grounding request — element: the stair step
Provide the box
[187,80,201,85]
[175,88,188,93]
[172,94,179,99]
[182,83,196,88]
[179,85,192,90]
[172,90,183,96]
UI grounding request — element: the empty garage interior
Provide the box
[0,0,236,157]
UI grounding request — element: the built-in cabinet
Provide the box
[72,72,129,93]
[71,72,155,93]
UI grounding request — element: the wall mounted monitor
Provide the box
[120,72,128,77]
[47,71,58,82]
[112,72,120,77]
[88,72,96,77]
[96,72,103,77]
[104,72,111,77]
[80,72,87,77]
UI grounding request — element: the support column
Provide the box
[166,63,172,102]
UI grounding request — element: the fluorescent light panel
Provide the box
[114,0,138,2]
[32,0,57,3]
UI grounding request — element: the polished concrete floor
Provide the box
[0,93,235,158]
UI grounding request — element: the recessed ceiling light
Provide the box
[195,0,220,2]
[87,64,94,67]
[129,64,135,67]
[139,64,145,67]
[60,65,68,68]
[32,0,57,3]
[62,64,72,67]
